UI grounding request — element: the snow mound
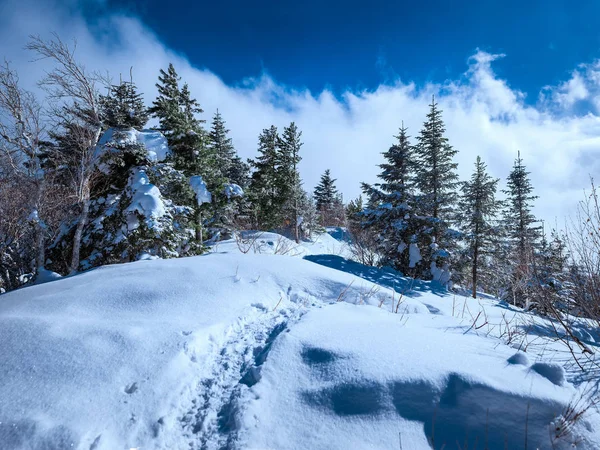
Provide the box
[507,351,529,366]
[242,303,595,449]
[531,362,566,386]
[0,252,405,450]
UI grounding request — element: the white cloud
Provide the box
[2,0,600,229]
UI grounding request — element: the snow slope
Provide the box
[1,232,599,450]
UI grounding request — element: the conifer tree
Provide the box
[314,169,338,211]
[503,152,542,305]
[457,156,502,298]
[248,126,283,230]
[413,98,459,278]
[148,64,180,138]
[99,80,148,130]
[361,125,419,273]
[208,110,235,179]
[314,169,344,225]
[278,122,303,243]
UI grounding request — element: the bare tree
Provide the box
[0,61,48,279]
[26,34,105,274]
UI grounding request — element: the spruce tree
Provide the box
[503,152,542,305]
[457,156,502,298]
[278,122,303,243]
[413,98,460,278]
[314,169,338,211]
[148,64,180,138]
[99,81,148,130]
[361,125,419,273]
[208,110,235,180]
[248,126,282,230]
[314,169,343,225]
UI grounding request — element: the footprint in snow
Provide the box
[125,382,138,394]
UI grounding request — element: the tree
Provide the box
[248,126,282,230]
[27,35,105,274]
[0,61,65,286]
[413,97,460,278]
[457,156,502,298]
[99,79,148,130]
[314,169,338,210]
[314,169,344,226]
[278,122,303,243]
[148,63,180,138]
[503,152,542,306]
[208,110,236,180]
[361,125,419,273]
[346,195,379,266]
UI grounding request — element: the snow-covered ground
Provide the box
[1,232,599,449]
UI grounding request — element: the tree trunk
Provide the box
[196,210,203,245]
[472,243,478,299]
[69,190,90,274]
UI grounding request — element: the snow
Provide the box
[136,130,170,162]
[96,128,171,162]
[126,168,166,228]
[409,242,421,268]
[33,267,62,285]
[1,231,599,450]
[189,175,212,205]
[223,183,244,199]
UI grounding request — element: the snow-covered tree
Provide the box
[413,98,460,280]
[99,80,148,130]
[456,156,502,298]
[361,125,420,274]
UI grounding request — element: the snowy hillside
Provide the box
[1,232,599,450]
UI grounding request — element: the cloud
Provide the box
[2,0,600,229]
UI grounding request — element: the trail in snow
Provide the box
[179,302,308,450]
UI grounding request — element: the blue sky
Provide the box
[2,0,600,225]
[99,0,600,103]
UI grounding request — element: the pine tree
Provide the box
[278,122,303,243]
[503,152,542,306]
[413,98,460,278]
[361,125,419,273]
[99,80,148,130]
[248,126,283,230]
[457,156,502,298]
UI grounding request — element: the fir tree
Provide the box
[457,156,502,298]
[148,64,180,138]
[314,169,339,212]
[208,110,236,180]
[503,152,542,306]
[99,80,149,130]
[248,126,283,230]
[314,169,343,225]
[361,125,419,273]
[413,98,460,278]
[278,122,303,242]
